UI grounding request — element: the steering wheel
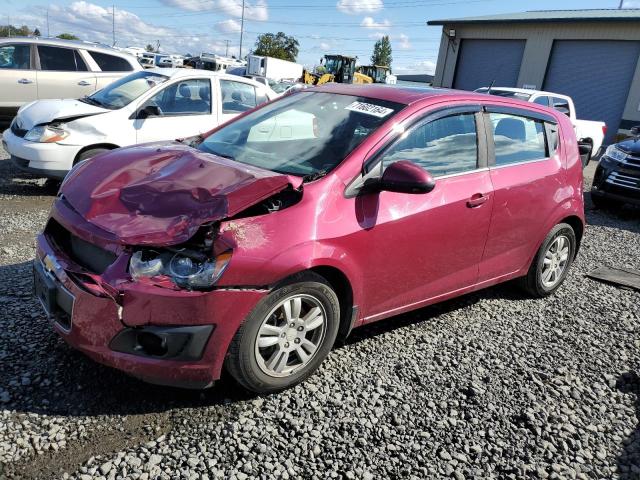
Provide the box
[147,100,164,116]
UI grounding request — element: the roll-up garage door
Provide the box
[453,39,526,91]
[544,40,640,144]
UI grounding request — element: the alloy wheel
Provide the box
[541,235,570,289]
[254,294,327,378]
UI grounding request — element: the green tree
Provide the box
[56,33,79,40]
[145,43,156,52]
[252,32,299,62]
[371,35,392,69]
[33,28,41,37]
[0,25,32,37]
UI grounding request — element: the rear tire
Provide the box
[226,271,340,393]
[520,223,576,298]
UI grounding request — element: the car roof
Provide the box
[0,36,136,58]
[479,86,569,98]
[145,67,269,85]
[311,83,490,105]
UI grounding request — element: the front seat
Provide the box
[176,83,194,112]
[191,85,211,113]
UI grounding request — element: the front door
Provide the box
[354,108,494,319]
[36,45,96,100]
[0,43,37,114]
[134,78,215,144]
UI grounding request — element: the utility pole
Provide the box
[46,8,50,37]
[619,0,625,8]
[7,15,10,37]
[112,5,116,46]
[225,40,230,57]
[239,0,245,59]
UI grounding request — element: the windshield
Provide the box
[84,71,168,109]
[475,88,532,101]
[198,92,405,177]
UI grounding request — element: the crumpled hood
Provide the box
[16,99,108,130]
[60,143,292,246]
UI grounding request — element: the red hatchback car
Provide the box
[34,84,584,392]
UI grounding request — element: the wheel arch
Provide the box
[73,143,120,165]
[559,214,584,257]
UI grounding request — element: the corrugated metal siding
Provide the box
[453,39,526,91]
[544,40,640,143]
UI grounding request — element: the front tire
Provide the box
[520,223,576,298]
[591,192,622,210]
[226,272,340,393]
[76,147,111,164]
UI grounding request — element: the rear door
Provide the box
[134,77,215,143]
[83,50,136,91]
[479,105,561,281]
[219,78,261,124]
[36,45,96,99]
[0,43,37,113]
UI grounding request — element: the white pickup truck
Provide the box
[475,87,606,166]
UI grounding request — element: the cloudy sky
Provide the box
[2,0,635,74]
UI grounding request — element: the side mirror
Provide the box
[138,104,161,119]
[378,160,435,194]
[631,125,640,137]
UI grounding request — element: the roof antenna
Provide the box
[487,78,496,95]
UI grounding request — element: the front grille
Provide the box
[45,219,117,274]
[606,171,640,192]
[624,155,640,169]
[10,121,28,138]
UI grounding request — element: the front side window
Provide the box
[145,79,211,115]
[380,113,479,177]
[490,113,547,166]
[83,70,168,109]
[88,51,133,72]
[38,46,84,71]
[220,80,257,113]
[199,92,404,176]
[0,44,30,69]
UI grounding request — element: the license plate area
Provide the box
[33,259,74,331]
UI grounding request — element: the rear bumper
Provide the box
[3,128,80,178]
[35,231,268,389]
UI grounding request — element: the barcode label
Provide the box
[345,101,394,118]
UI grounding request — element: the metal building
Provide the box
[428,9,640,143]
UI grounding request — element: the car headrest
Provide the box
[495,118,526,142]
[179,83,191,99]
[199,85,210,102]
[231,91,245,102]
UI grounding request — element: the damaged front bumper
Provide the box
[35,218,267,389]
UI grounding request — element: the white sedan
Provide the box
[2,68,276,179]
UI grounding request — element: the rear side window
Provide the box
[533,96,549,106]
[0,44,31,69]
[220,80,257,113]
[551,97,571,117]
[490,113,547,166]
[381,113,479,177]
[89,51,133,72]
[38,46,85,71]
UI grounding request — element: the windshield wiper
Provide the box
[81,96,103,107]
[302,170,328,183]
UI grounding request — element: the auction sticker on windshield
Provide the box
[345,101,394,118]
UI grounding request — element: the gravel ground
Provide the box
[0,143,639,480]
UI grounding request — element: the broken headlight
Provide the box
[24,125,70,143]
[129,249,232,290]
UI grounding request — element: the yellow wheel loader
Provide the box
[302,55,372,85]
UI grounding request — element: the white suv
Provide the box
[0,37,142,121]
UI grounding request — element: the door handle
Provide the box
[467,193,489,208]
[77,80,92,86]
[18,78,33,84]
